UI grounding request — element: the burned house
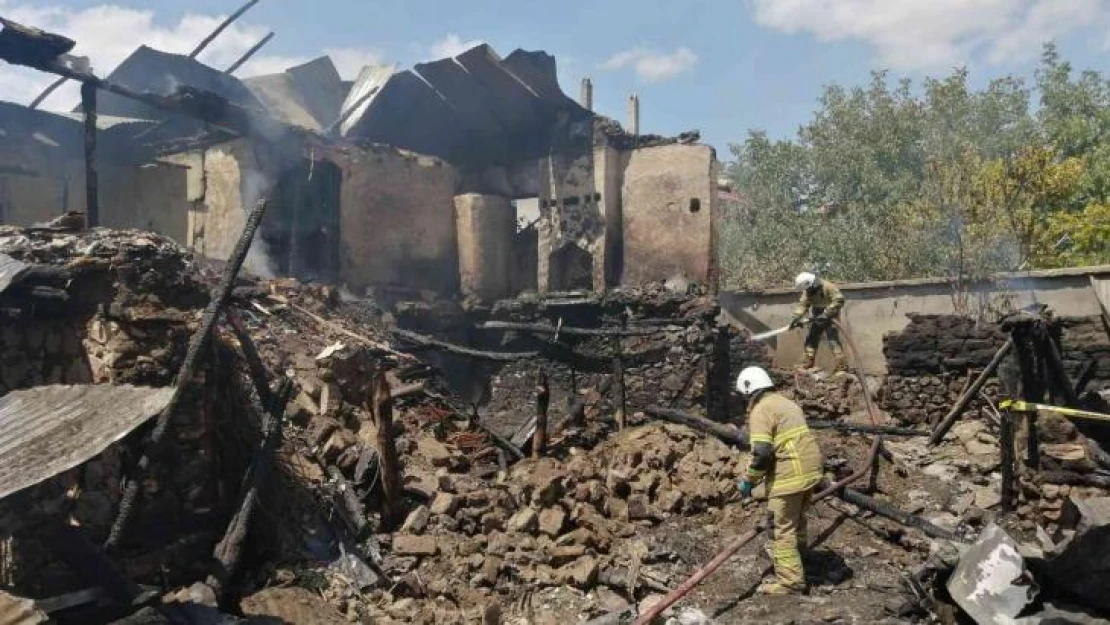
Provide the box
[2,43,718,301]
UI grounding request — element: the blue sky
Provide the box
[4,0,1110,157]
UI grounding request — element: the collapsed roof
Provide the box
[79,42,593,168]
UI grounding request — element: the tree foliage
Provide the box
[721,43,1110,290]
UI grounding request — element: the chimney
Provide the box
[628,93,640,136]
[580,77,593,111]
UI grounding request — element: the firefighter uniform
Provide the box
[793,279,846,369]
[745,392,824,592]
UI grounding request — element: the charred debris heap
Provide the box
[1,219,1110,625]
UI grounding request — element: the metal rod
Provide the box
[476,320,661,337]
[80,81,98,227]
[28,75,67,109]
[189,0,261,58]
[612,336,626,431]
[104,199,268,548]
[224,31,274,74]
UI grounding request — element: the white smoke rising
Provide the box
[241,168,278,279]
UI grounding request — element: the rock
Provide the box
[507,508,538,534]
[475,556,501,586]
[417,437,454,467]
[538,507,566,537]
[606,497,630,521]
[594,587,630,613]
[550,545,586,566]
[556,556,599,588]
[963,438,997,457]
[393,535,438,556]
[973,487,1002,510]
[655,489,683,513]
[627,495,652,520]
[430,492,458,516]
[401,506,431,534]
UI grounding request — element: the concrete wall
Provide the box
[455,193,514,300]
[721,268,1110,374]
[620,144,715,286]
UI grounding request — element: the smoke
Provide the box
[241,168,279,279]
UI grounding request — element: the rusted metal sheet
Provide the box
[0,589,48,625]
[0,384,174,500]
[0,253,28,294]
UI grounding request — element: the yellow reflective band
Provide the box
[751,434,773,444]
[768,471,822,490]
[773,425,810,445]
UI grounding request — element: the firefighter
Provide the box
[736,366,824,595]
[791,272,846,370]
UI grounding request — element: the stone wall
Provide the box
[620,144,716,288]
[878,313,1110,425]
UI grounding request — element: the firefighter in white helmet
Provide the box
[736,366,824,595]
[791,272,846,370]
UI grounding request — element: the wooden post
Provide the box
[707,325,731,421]
[533,370,549,459]
[1026,410,1040,470]
[612,336,626,430]
[372,373,404,529]
[80,81,98,227]
[1000,409,1016,512]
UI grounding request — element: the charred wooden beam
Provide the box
[80,81,98,227]
[929,339,1013,445]
[533,370,549,459]
[477,320,662,337]
[612,337,626,431]
[105,199,268,549]
[836,488,961,541]
[1074,358,1097,397]
[208,378,293,599]
[391,327,537,361]
[224,309,273,407]
[808,420,929,437]
[644,406,748,448]
[1000,409,1017,512]
[372,373,404,529]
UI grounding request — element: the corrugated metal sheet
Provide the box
[0,253,27,293]
[0,384,174,501]
[0,590,48,625]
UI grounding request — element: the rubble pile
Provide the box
[0,227,232,597]
[4,225,1110,624]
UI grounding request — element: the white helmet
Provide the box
[794,272,817,291]
[736,366,774,396]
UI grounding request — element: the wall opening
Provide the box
[549,243,593,292]
[689,197,701,213]
[263,159,342,283]
[511,197,539,293]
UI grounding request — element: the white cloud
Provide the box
[428,33,485,60]
[0,2,381,111]
[599,47,698,82]
[749,0,1110,71]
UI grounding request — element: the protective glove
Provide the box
[789,317,805,330]
[738,479,754,499]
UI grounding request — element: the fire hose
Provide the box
[633,319,892,625]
